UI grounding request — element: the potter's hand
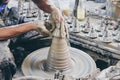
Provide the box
[51,21,69,39]
[33,20,50,35]
[51,7,64,23]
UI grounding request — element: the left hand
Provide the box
[33,20,50,35]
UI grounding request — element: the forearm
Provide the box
[0,22,37,40]
[32,0,56,13]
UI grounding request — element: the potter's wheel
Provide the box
[22,47,96,79]
[13,76,42,80]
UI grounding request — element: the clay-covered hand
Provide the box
[51,7,64,23]
[33,20,50,35]
[51,21,69,39]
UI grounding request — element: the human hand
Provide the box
[51,20,69,39]
[51,7,64,23]
[33,20,50,35]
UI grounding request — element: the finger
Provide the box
[37,28,51,36]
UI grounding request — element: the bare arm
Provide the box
[32,0,55,13]
[32,0,63,22]
[0,22,37,40]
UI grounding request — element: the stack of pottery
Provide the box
[89,27,97,39]
[83,18,91,33]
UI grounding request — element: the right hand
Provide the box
[51,7,64,23]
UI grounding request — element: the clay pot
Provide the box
[46,37,72,71]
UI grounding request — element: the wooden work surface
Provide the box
[69,16,120,59]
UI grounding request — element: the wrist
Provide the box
[47,0,56,13]
[51,7,59,13]
[32,20,46,31]
[29,22,38,30]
